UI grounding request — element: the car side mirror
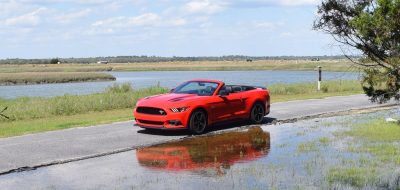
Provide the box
[170,88,175,93]
[218,90,229,97]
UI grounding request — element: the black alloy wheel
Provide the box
[189,110,207,135]
[250,103,265,124]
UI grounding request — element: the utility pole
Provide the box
[318,66,322,91]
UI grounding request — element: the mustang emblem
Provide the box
[159,110,165,115]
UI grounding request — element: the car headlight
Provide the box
[170,107,189,113]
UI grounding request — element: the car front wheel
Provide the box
[189,110,207,135]
[250,103,265,124]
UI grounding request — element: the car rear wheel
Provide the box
[189,110,207,135]
[250,103,265,124]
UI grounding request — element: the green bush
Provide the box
[50,58,59,64]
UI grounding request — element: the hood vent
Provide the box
[168,98,185,102]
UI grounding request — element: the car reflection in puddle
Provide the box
[136,127,270,176]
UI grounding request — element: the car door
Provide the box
[226,91,245,117]
[209,95,231,122]
[209,86,246,122]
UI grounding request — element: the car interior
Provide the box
[218,85,257,95]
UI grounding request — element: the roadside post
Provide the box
[317,66,322,91]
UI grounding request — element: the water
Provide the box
[0,109,398,189]
[0,71,359,99]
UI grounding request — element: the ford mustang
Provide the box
[133,79,270,134]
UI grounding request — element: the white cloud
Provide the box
[4,7,47,26]
[92,13,161,28]
[129,13,160,26]
[15,0,116,5]
[280,32,295,37]
[227,0,319,8]
[169,18,187,26]
[279,0,319,6]
[184,0,226,14]
[54,9,92,24]
[254,21,284,30]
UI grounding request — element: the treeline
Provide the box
[0,55,351,64]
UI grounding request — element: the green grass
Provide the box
[327,119,400,188]
[0,72,115,85]
[0,109,132,138]
[270,80,363,102]
[318,137,330,146]
[0,84,168,122]
[327,167,377,188]
[344,120,400,142]
[297,142,318,152]
[0,80,363,138]
[344,120,400,165]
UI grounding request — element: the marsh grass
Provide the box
[0,72,115,85]
[0,84,168,122]
[327,119,400,188]
[269,80,362,95]
[327,167,377,188]
[106,83,134,93]
[270,80,363,102]
[0,64,112,73]
[0,60,359,73]
[297,142,318,153]
[345,120,400,142]
[344,120,400,164]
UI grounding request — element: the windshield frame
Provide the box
[172,81,220,96]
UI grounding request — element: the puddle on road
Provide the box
[0,108,399,190]
[137,127,270,175]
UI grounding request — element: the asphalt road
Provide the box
[0,94,396,174]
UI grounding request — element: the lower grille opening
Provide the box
[138,120,164,126]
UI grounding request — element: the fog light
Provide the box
[168,120,182,126]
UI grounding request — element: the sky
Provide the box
[0,0,340,59]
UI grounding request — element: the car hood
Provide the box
[137,93,203,108]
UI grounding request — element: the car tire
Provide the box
[250,102,265,124]
[188,110,208,135]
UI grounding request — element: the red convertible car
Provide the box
[133,79,270,134]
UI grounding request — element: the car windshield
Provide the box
[173,81,219,96]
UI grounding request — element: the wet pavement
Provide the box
[1,108,399,189]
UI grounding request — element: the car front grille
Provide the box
[138,120,164,126]
[136,107,167,115]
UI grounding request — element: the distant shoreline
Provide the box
[0,60,360,73]
[0,72,116,86]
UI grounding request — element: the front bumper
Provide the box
[133,110,190,130]
[134,123,187,130]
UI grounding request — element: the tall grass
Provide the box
[0,72,115,85]
[0,83,168,122]
[0,64,112,73]
[269,80,363,95]
[105,83,134,93]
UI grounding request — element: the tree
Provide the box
[314,0,400,103]
[50,58,59,64]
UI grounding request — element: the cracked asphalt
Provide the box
[0,94,397,174]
